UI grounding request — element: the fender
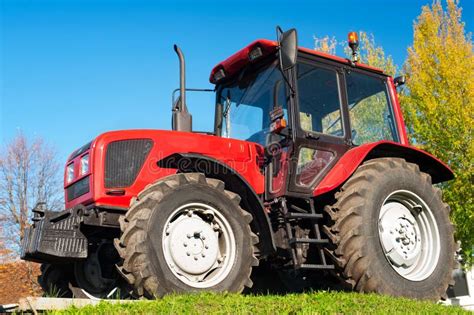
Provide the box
[314,141,454,196]
[158,153,276,256]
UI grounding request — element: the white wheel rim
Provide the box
[162,202,236,288]
[378,190,440,281]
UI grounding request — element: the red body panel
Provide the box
[65,130,264,209]
[210,39,384,83]
[313,141,454,196]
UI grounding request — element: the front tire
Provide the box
[323,158,455,300]
[38,264,73,298]
[115,173,259,298]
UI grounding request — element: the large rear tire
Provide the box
[323,158,456,300]
[114,173,259,298]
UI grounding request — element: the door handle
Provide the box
[305,132,320,140]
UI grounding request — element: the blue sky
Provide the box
[1,0,473,162]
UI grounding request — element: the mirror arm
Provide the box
[278,62,296,97]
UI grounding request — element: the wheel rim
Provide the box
[162,202,236,288]
[378,190,440,281]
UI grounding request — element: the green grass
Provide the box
[51,291,468,315]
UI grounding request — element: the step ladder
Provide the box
[282,198,334,270]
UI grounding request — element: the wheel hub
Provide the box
[168,215,219,275]
[162,203,236,288]
[378,190,440,281]
[379,206,421,268]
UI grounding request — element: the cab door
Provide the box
[286,54,351,195]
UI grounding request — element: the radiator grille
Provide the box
[105,139,153,188]
[67,176,90,201]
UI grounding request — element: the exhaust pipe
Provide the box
[172,44,192,132]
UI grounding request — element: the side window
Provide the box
[297,63,343,137]
[346,71,398,145]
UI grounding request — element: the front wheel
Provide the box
[115,173,259,298]
[323,158,456,300]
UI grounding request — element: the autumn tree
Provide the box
[313,35,338,55]
[401,0,473,262]
[0,132,63,255]
[0,222,13,263]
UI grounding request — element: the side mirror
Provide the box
[394,75,406,87]
[278,27,298,71]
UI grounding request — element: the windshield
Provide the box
[215,61,287,146]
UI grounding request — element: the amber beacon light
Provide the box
[348,31,359,63]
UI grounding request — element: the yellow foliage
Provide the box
[401,0,474,261]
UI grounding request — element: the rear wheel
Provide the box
[323,158,455,300]
[115,173,259,297]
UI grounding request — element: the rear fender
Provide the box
[158,153,276,256]
[314,141,454,196]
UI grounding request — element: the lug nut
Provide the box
[202,253,206,258]
[201,235,206,240]
[186,252,190,256]
[205,245,209,249]
[183,242,188,247]
[187,234,191,239]
[194,257,198,261]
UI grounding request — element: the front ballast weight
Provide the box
[21,203,88,263]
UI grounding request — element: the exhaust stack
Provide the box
[172,45,192,132]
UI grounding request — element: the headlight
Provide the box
[67,163,75,183]
[80,154,89,176]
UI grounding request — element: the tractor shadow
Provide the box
[244,261,349,296]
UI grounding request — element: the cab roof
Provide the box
[209,39,385,84]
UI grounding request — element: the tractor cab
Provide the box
[205,30,407,198]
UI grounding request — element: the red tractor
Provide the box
[21,28,456,301]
